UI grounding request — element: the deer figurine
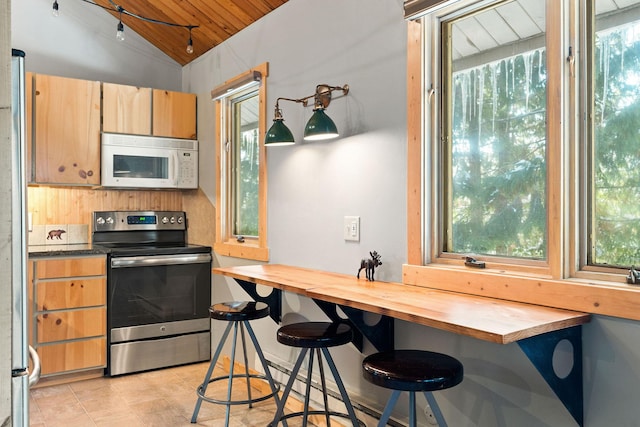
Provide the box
[357,251,382,281]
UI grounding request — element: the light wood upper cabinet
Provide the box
[103,84,196,139]
[33,74,101,185]
[152,89,197,139]
[102,83,152,135]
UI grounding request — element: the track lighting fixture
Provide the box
[51,0,199,53]
[186,27,194,54]
[116,9,125,41]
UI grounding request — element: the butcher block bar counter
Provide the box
[213,264,590,344]
[214,263,591,425]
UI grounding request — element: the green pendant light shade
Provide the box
[265,118,295,146]
[304,108,339,141]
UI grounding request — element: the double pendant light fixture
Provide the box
[265,84,350,146]
[50,0,198,54]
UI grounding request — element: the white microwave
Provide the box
[101,133,198,189]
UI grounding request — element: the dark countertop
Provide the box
[28,244,109,258]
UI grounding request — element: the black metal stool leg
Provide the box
[223,321,240,426]
[316,349,331,427]
[377,390,401,427]
[238,321,253,408]
[409,391,416,427]
[321,347,360,427]
[191,321,234,423]
[244,321,287,427]
[302,349,315,427]
[270,348,309,426]
[423,391,448,427]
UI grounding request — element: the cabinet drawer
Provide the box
[36,278,105,310]
[38,338,106,375]
[37,307,106,343]
[35,256,106,279]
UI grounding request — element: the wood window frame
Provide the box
[214,63,269,261]
[404,3,640,321]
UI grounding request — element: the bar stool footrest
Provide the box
[271,410,366,427]
[196,373,280,406]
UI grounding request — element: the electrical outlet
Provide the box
[343,216,360,241]
[424,404,438,425]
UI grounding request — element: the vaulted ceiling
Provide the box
[92,0,289,66]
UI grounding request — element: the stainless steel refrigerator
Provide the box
[10,48,40,427]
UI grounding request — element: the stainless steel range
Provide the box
[92,210,212,376]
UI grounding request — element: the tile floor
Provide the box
[28,362,281,427]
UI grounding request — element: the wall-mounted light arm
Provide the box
[312,84,349,109]
[265,83,350,146]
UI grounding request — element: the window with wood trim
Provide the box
[214,63,269,261]
[405,0,640,320]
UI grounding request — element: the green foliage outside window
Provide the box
[449,48,548,259]
[232,95,259,238]
[592,20,640,267]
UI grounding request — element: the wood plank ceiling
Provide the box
[92,0,289,66]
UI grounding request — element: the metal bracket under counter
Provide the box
[518,325,583,426]
[233,278,394,353]
[313,299,394,353]
[235,279,282,323]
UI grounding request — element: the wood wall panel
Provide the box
[182,188,215,247]
[27,186,215,247]
[27,187,183,226]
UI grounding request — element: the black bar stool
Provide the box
[362,349,463,427]
[191,301,281,426]
[270,321,364,427]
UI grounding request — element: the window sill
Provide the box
[214,241,269,262]
[402,263,640,321]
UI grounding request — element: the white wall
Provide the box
[184,1,640,426]
[11,0,181,90]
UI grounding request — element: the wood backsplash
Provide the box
[28,186,215,247]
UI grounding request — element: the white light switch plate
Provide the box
[344,216,360,241]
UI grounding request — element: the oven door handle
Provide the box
[111,253,212,268]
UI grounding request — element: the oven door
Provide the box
[108,252,212,342]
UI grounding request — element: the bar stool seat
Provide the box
[363,350,463,427]
[270,322,365,427]
[191,301,281,426]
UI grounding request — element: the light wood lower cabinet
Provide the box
[30,255,107,377]
[38,339,106,376]
[36,308,106,343]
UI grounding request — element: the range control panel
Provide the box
[93,211,186,232]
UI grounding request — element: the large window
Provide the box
[443,1,547,260]
[231,93,260,237]
[405,0,640,319]
[214,63,269,261]
[589,2,640,268]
